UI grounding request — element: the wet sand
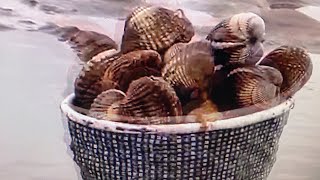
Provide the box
[0,0,319,179]
[268,54,320,180]
[0,31,79,179]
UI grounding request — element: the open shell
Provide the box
[74,50,162,109]
[258,45,313,98]
[40,24,118,62]
[88,89,126,120]
[211,65,283,111]
[206,12,265,44]
[121,6,195,54]
[206,12,265,65]
[89,76,183,124]
[162,41,215,104]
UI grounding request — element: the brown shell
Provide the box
[206,12,265,65]
[211,65,283,110]
[66,29,118,62]
[185,99,218,116]
[74,50,162,109]
[90,76,183,124]
[258,45,313,98]
[120,6,194,54]
[162,41,215,104]
[73,52,122,109]
[212,41,264,66]
[40,24,118,62]
[163,42,185,64]
[211,43,249,65]
[103,50,163,92]
[206,12,265,44]
[246,42,264,65]
[88,89,126,120]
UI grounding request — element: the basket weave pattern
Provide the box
[67,111,289,180]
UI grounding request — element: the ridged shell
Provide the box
[74,50,162,109]
[89,76,183,124]
[88,89,126,120]
[103,50,163,92]
[246,42,264,65]
[65,29,118,62]
[206,12,265,65]
[206,12,265,43]
[163,42,185,63]
[258,45,313,98]
[212,43,249,65]
[40,24,118,62]
[121,6,195,54]
[211,65,283,110]
[119,76,182,117]
[162,41,215,104]
[73,52,122,109]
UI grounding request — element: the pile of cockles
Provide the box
[68,6,312,125]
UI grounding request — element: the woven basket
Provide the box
[60,94,294,180]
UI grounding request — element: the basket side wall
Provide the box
[67,111,290,180]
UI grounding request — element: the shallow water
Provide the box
[0,0,319,179]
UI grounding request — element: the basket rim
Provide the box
[60,93,294,134]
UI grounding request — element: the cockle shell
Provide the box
[212,41,264,66]
[103,50,163,91]
[73,52,121,109]
[74,50,162,109]
[88,89,126,120]
[89,76,183,124]
[121,6,195,54]
[206,12,265,65]
[246,42,264,65]
[162,41,215,105]
[212,42,264,65]
[258,45,313,99]
[206,12,265,44]
[63,27,118,62]
[39,24,118,62]
[211,65,283,111]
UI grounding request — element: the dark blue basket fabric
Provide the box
[67,112,289,180]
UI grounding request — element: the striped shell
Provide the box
[103,50,163,92]
[258,46,313,98]
[162,41,215,104]
[211,65,283,111]
[89,76,183,124]
[246,42,264,65]
[206,12,265,65]
[121,6,194,54]
[62,28,118,62]
[88,89,126,120]
[212,42,263,65]
[40,24,118,62]
[74,52,121,109]
[206,12,265,43]
[74,50,162,109]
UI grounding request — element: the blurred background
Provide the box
[0,0,319,179]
